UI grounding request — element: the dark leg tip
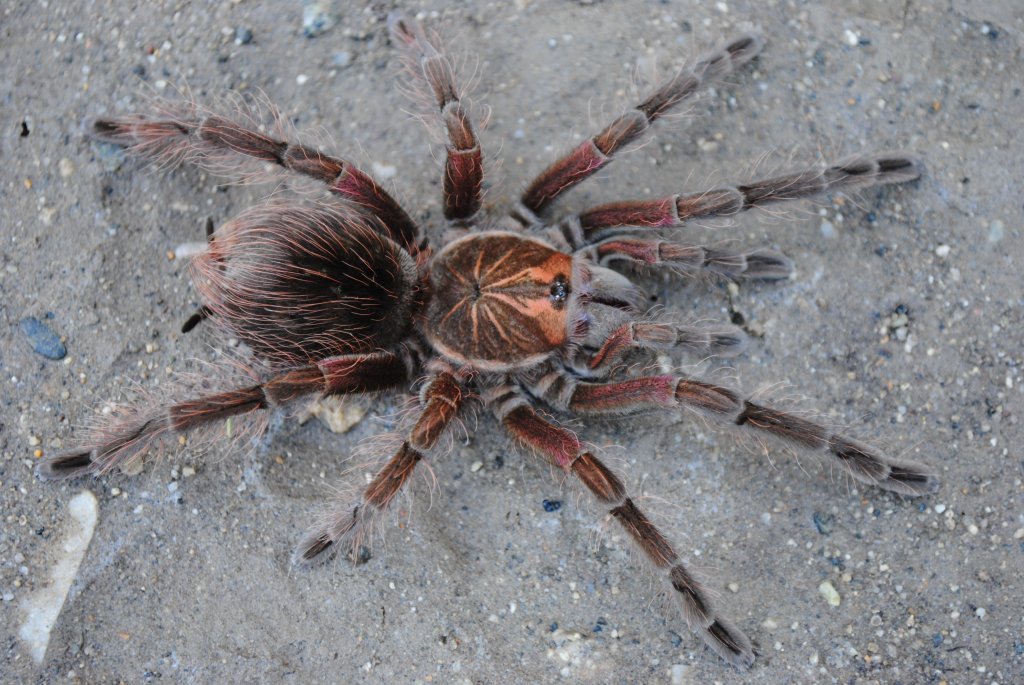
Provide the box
[886,463,940,496]
[876,154,924,184]
[293,533,334,567]
[37,450,95,480]
[742,249,794,280]
[89,118,123,141]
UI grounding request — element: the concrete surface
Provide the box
[2,1,1021,683]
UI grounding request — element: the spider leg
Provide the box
[37,352,411,480]
[583,320,747,374]
[536,374,937,496]
[588,237,794,281]
[489,384,754,668]
[294,371,464,564]
[565,154,922,242]
[91,114,421,250]
[388,14,483,224]
[515,34,764,223]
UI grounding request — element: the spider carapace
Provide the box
[426,232,577,371]
[40,13,937,669]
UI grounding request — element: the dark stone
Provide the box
[20,316,66,360]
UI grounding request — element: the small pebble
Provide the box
[470,461,483,472]
[542,499,562,513]
[372,161,397,180]
[670,664,692,685]
[819,580,841,606]
[812,511,833,535]
[988,219,1004,244]
[934,504,946,514]
[58,158,75,178]
[234,27,253,45]
[844,29,859,46]
[302,0,336,38]
[332,51,352,68]
[296,74,309,86]
[94,141,126,172]
[174,241,207,259]
[819,219,835,238]
[935,244,951,258]
[20,317,66,360]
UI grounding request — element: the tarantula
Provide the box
[40,15,937,668]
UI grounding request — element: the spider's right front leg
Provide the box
[294,371,465,564]
[489,384,755,669]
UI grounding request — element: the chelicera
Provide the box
[40,14,937,668]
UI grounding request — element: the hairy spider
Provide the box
[40,14,937,669]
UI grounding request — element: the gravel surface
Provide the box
[3,1,1021,683]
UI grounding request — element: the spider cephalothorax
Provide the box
[40,14,936,669]
[425,232,580,370]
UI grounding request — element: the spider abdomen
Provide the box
[423,232,575,371]
[194,205,420,365]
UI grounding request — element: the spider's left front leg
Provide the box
[295,371,464,565]
[489,384,755,668]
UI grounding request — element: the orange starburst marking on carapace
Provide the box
[425,232,572,370]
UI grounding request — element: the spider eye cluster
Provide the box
[549,274,570,307]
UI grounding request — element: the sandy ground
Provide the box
[2,1,1022,683]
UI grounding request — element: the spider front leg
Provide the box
[388,14,483,223]
[588,237,794,281]
[541,375,937,496]
[489,385,754,668]
[583,320,748,373]
[38,352,411,479]
[516,34,764,223]
[295,371,465,564]
[568,154,922,241]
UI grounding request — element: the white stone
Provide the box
[18,491,99,663]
